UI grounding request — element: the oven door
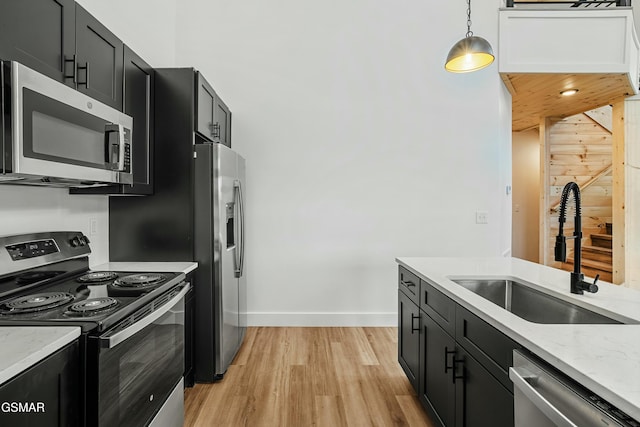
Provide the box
[5,61,133,184]
[89,283,189,427]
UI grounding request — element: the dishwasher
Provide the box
[509,350,639,427]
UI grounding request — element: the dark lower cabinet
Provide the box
[398,289,420,391]
[420,311,455,427]
[399,267,517,427]
[0,340,80,427]
[455,347,514,427]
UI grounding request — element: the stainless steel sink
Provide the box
[448,277,627,324]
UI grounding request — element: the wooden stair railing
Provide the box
[549,164,613,213]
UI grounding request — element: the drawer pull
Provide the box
[401,280,416,288]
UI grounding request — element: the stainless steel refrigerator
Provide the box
[194,143,247,380]
[109,68,246,384]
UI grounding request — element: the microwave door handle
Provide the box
[99,283,190,349]
[104,124,125,171]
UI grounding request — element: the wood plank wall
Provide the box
[545,110,613,267]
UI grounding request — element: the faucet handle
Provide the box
[588,274,600,293]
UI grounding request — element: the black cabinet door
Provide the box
[196,72,216,141]
[122,45,154,194]
[0,0,76,86]
[420,311,456,427]
[398,289,420,391]
[69,45,154,196]
[0,341,80,427]
[454,347,514,427]
[214,95,231,148]
[75,4,123,110]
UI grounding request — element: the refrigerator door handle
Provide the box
[238,179,245,277]
[233,180,244,278]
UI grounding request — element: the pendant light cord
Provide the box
[466,0,473,37]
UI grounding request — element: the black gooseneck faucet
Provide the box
[554,181,599,295]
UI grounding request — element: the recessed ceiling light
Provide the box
[560,89,579,97]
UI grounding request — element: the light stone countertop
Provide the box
[0,327,80,384]
[396,257,640,421]
[91,262,198,275]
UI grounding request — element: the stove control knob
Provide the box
[82,236,91,245]
[70,236,81,247]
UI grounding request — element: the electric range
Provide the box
[0,231,188,427]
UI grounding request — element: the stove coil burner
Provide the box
[77,271,119,283]
[0,292,74,314]
[67,297,118,316]
[113,273,166,289]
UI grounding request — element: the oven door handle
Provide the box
[100,283,190,349]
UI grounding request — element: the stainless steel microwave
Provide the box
[0,61,133,187]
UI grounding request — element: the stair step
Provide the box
[565,257,613,272]
[582,245,612,263]
[561,261,613,283]
[591,233,613,249]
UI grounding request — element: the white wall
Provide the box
[512,129,540,263]
[67,0,512,325]
[76,0,178,68]
[172,0,511,325]
[0,187,109,265]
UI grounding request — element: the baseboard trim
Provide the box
[247,312,397,327]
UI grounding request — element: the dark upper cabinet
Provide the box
[196,71,231,147]
[215,95,231,148]
[196,72,215,141]
[121,45,154,194]
[75,4,123,110]
[70,45,154,196]
[0,0,76,86]
[0,1,124,111]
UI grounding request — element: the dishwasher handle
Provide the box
[509,366,577,427]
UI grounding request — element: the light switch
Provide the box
[476,211,488,224]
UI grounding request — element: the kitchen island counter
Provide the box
[0,326,80,384]
[397,257,640,421]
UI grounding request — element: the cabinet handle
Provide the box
[212,122,220,138]
[411,313,420,333]
[400,280,416,288]
[452,358,465,384]
[77,62,89,88]
[444,347,456,373]
[63,55,77,83]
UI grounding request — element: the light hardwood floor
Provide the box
[184,327,435,427]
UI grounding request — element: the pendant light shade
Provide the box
[445,35,494,73]
[445,0,495,73]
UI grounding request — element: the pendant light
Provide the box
[445,0,495,73]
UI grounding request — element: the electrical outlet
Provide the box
[476,211,488,224]
[89,218,98,236]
